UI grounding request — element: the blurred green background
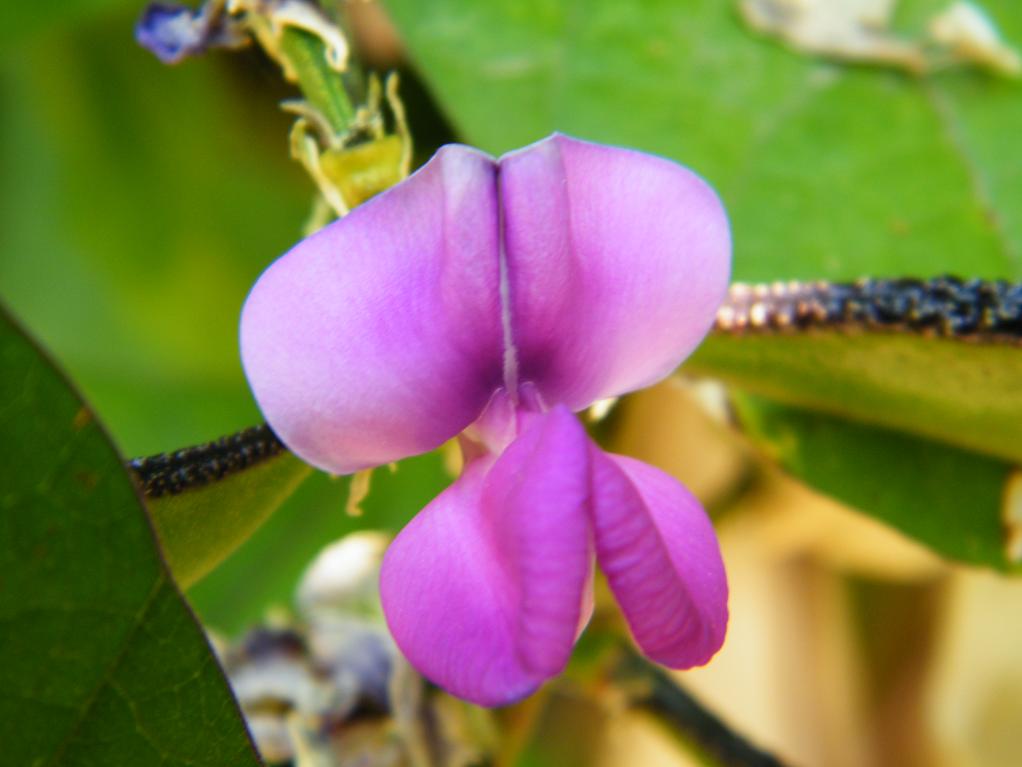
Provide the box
[1,1,336,634]
[1,3,305,455]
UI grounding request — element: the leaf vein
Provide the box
[43,576,167,767]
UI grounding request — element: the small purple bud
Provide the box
[136,1,248,65]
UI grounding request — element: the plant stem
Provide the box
[277,26,355,134]
[714,276,1022,342]
[617,653,790,767]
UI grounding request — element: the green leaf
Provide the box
[382,0,1022,558]
[146,450,313,589]
[0,306,261,765]
[688,329,1022,463]
[732,393,1019,572]
[384,0,1021,280]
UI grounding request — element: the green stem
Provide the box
[278,26,355,134]
[617,652,789,767]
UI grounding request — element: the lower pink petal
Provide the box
[380,407,592,706]
[589,450,728,668]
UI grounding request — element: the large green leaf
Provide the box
[383,0,1021,281]
[0,306,261,765]
[732,393,1019,572]
[690,330,1022,463]
[382,0,1022,559]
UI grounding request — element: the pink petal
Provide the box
[241,146,505,474]
[380,407,592,706]
[499,134,731,410]
[588,449,728,668]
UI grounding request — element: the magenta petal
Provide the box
[241,145,504,474]
[589,449,728,668]
[380,407,592,706]
[499,134,731,410]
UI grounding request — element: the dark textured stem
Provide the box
[618,654,791,767]
[129,424,288,498]
[715,276,1022,343]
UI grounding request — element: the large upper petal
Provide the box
[589,450,728,668]
[380,407,592,706]
[499,134,731,410]
[241,146,505,473]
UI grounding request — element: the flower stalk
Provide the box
[138,0,412,217]
[274,24,355,133]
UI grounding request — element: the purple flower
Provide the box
[136,2,247,65]
[241,134,731,707]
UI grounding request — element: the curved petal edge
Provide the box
[588,450,729,668]
[380,407,592,706]
[499,133,732,410]
[240,144,505,474]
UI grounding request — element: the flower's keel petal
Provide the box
[499,134,731,410]
[380,464,531,706]
[589,450,728,668]
[241,146,504,474]
[482,406,594,676]
[380,408,592,706]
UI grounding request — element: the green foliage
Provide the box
[384,0,1022,563]
[148,452,313,589]
[0,306,260,766]
[690,331,1022,463]
[0,14,309,456]
[384,0,1021,281]
[733,393,1018,572]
